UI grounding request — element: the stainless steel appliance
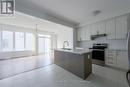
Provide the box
[126,31,130,86]
[90,43,108,66]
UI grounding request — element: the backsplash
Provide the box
[78,39,127,50]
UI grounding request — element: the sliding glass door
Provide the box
[38,34,51,54]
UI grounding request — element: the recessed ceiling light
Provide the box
[92,10,101,16]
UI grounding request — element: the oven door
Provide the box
[92,50,104,61]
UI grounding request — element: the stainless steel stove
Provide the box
[90,43,108,66]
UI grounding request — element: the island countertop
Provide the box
[54,48,92,79]
[54,48,92,54]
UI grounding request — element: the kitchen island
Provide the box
[54,48,92,79]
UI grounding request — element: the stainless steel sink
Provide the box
[62,48,72,50]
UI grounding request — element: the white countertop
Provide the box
[55,48,91,54]
[105,48,127,51]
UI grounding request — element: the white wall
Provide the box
[0,11,74,59]
[0,51,35,59]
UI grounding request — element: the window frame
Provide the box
[14,32,25,51]
[1,30,14,52]
[25,32,34,50]
[0,29,34,52]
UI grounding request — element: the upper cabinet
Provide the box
[106,14,129,40]
[77,28,86,41]
[106,18,116,39]
[91,21,105,35]
[77,25,91,41]
[97,21,106,34]
[77,28,82,41]
[77,13,130,41]
[81,28,86,41]
[91,23,98,35]
[85,25,91,41]
[115,14,129,39]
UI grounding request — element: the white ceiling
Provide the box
[16,0,130,27]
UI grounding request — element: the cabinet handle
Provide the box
[88,55,90,59]
[80,38,81,41]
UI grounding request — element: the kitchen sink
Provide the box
[61,48,72,50]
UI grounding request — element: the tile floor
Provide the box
[0,54,53,79]
[0,64,128,87]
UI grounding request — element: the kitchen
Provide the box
[77,14,129,70]
[0,0,130,87]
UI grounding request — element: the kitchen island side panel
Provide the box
[54,50,92,79]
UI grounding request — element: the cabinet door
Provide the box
[91,23,98,35]
[115,14,128,39]
[81,28,86,41]
[116,51,129,70]
[105,50,117,67]
[77,28,87,41]
[85,25,91,41]
[77,29,81,41]
[97,21,106,34]
[106,18,116,39]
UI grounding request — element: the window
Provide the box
[44,38,51,53]
[25,33,34,50]
[38,34,51,38]
[38,37,45,53]
[38,34,51,54]
[0,31,1,51]
[2,31,13,51]
[15,32,24,51]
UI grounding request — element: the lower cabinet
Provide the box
[116,50,129,70]
[105,49,129,70]
[105,50,117,67]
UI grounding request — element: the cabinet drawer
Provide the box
[105,57,117,66]
[106,57,116,63]
[105,50,117,66]
[106,54,115,57]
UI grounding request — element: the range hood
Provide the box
[91,34,107,40]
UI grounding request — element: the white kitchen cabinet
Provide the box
[105,49,129,70]
[116,50,129,70]
[77,29,81,41]
[105,50,117,67]
[77,13,130,41]
[115,14,129,39]
[77,28,86,41]
[81,28,86,41]
[91,21,105,35]
[85,25,91,40]
[91,23,98,35]
[97,21,106,34]
[77,25,91,41]
[106,18,116,39]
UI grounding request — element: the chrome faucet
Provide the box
[63,41,69,49]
